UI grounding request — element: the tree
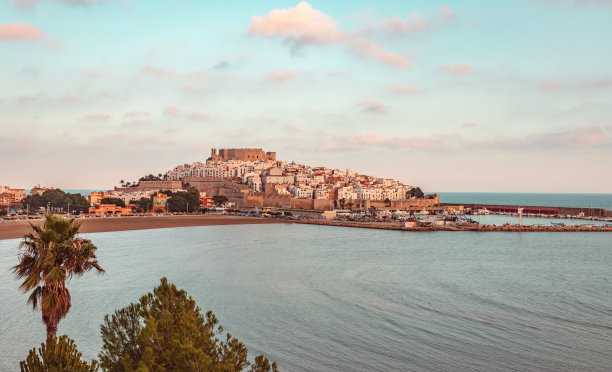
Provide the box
[100,278,277,372]
[410,187,424,199]
[13,213,105,337]
[166,189,201,213]
[129,197,152,213]
[333,200,338,209]
[20,335,99,372]
[138,174,163,182]
[339,198,346,209]
[120,180,125,188]
[100,198,125,207]
[212,195,228,206]
[22,190,90,214]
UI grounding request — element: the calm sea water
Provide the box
[1,224,611,371]
[437,192,612,209]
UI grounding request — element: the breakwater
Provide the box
[295,219,612,232]
[444,203,612,218]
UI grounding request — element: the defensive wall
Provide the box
[183,177,249,205]
[183,177,441,212]
[115,180,183,192]
[209,148,276,163]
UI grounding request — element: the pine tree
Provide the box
[100,278,277,372]
[20,335,99,372]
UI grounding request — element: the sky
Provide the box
[1,0,611,192]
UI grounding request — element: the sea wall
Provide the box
[453,203,612,218]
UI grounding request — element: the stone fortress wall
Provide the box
[209,148,276,163]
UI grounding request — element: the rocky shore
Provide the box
[295,219,612,232]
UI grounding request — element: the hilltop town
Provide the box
[1,148,439,216]
[131,148,438,212]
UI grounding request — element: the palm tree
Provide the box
[13,213,104,337]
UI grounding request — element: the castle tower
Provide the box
[209,148,218,163]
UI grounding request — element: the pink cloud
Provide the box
[462,122,477,128]
[382,13,429,36]
[265,69,298,83]
[181,85,202,94]
[351,38,410,68]
[248,1,344,47]
[540,79,563,90]
[543,126,608,147]
[0,23,46,41]
[471,126,609,150]
[124,111,151,118]
[318,133,454,152]
[282,124,301,134]
[84,113,111,121]
[163,106,180,117]
[358,99,389,114]
[189,112,209,121]
[141,65,176,78]
[8,0,109,8]
[441,63,473,75]
[186,70,206,79]
[388,84,421,94]
[440,6,457,19]
[325,69,350,77]
[544,0,612,5]
[576,77,612,89]
[248,2,423,69]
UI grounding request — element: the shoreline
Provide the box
[1,214,610,241]
[0,215,284,241]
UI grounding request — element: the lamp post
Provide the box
[187,202,189,214]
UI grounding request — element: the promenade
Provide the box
[0,215,283,240]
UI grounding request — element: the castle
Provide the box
[208,148,276,163]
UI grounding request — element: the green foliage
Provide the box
[409,187,425,199]
[129,198,152,213]
[13,213,104,337]
[100,198,126,207]
[99,304,142,372]
[212,195,228,206]
[0,210,6,216]
[20,335,99,372]
[166,189,201,213]
[249,356,279,372]
[138,174,163,182]
[22,190,90,214]
[100,278,277,372]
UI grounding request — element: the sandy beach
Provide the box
[0,215,283,241]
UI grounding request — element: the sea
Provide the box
[1,223,611,371]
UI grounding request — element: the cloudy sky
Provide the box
[1,0,611,192]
